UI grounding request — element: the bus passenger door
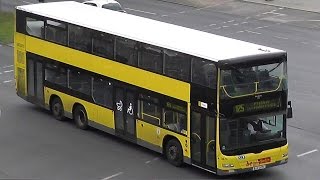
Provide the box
[27,57,44,105]
[114,87,136,139]
[190,108,216,171]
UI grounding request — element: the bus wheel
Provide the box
[165,139,183,167]
[51,97,64,121]
[74,105,88,130]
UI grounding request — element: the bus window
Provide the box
[45,20,67,45]
[45,63,67,87]
[69,24,92,53]
[164,50,190,81]
[163,109,187,134]
[26,17,44,38]
[92,78,113,108]
[192,58,217,88]
[68,69,91,95]
[139,94,161,125]
[139,44,163,74]
[93,32,114,60]
[115,37,138,65]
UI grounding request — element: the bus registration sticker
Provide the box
[253,165,266,171]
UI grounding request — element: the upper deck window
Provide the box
[164,50,190,81]
[26,17,44,38]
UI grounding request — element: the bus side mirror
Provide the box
[287,101,293,118]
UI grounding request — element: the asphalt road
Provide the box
[1,0,320,179]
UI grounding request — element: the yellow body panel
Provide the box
[136,120,161,146]
[136,119,190,158]
[26,36,190,102]
[14,33,27,96]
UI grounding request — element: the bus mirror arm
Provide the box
[287,101,293,119]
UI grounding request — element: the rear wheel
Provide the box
[74,105,88,130]
[51,97,64,121]
[165,139,183,167]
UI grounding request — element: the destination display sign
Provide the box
[233,98,281,114]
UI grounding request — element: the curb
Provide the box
[240,0,320,14]
[0,43,13,48]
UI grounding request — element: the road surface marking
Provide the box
[3,80,13,83]
[145,157,159,164]
[297,149,318,157]
[222,26,229,28]
[227,20,235,23]
[245,30,261,35]
[0,109,2,120]
[22,0,32,4]
[209,24,216,26]
[255,25,269,29]
[101,172,123,180]
[274,36,288,40]
[179,11,185,14]
[4,70,13,73]
[241,22,248,24]
[2,65,13,68]
[125,8,157,15]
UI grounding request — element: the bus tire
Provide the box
[165,139,183,167]
[74,105,88,130]
[51,97,65,121]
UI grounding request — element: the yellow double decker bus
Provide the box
[14,1,292,175]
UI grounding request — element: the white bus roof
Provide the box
[16,1,285,62]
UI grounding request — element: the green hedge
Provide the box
[0,12,14,44]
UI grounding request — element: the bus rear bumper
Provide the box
[217,158,288,176]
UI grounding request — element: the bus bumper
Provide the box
[216,158,288,175]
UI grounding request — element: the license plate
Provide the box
[253,165,266,171]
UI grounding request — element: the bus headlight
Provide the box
[222,164,234,168]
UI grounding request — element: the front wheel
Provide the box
[165,139,183,167]
[74,105,88,130]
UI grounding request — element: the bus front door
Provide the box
[190,108,216,171]
[114,87,136,139]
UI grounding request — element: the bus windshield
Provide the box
[220,62,287,98]
[220,114,285,155]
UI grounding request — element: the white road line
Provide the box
[145,160,151,164]
[179,11,185,14]
[222,26,229,28]
[233,23,239,26]
[2,65,13,68]
[227,20,235,23]
[274,36,289,40]
[4,70,13,73]
[22,0,32,4]
[236,31,244,33]
[3,80,13,83]
[0,109,2,120]
[241,22,248,24]
[245,30,261,35]
[125,8,157,15]
[101,172,123,180]
[297,149,318,157]
[209,24,216,26]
